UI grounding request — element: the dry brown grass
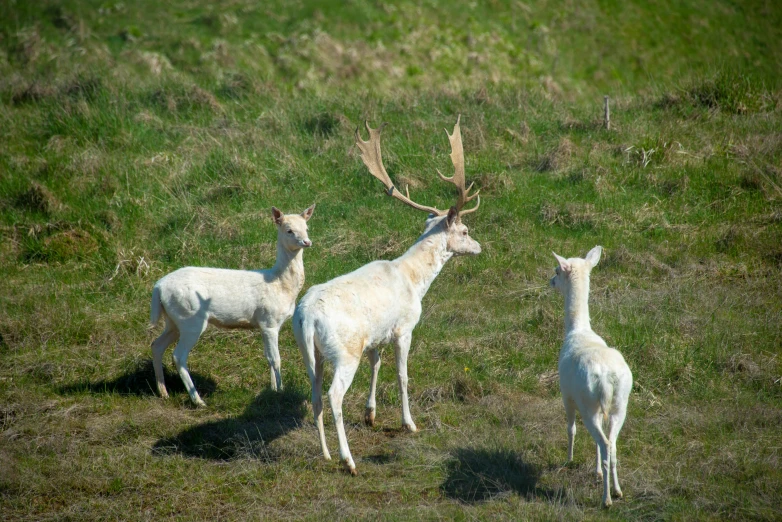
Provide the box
[535,137,579,173]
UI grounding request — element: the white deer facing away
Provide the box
[549,246,633,508]
[293,117,481,475]
[150,205,315,406]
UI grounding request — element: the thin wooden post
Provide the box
[604,95,610,130]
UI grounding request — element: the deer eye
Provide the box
[462,230,468,236]
[287,230,293,234]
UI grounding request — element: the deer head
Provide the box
[355,116,481,255]
[550,246,602,294]
[272,205,315,251]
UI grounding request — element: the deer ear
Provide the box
[271,207,284,226]
[553,252,571,273]
[585,245,602,267]
[446,206,459,228]
[301,204,315,221]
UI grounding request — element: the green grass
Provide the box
[1,0,781,520]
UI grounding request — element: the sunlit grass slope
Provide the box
[1,1,781,520]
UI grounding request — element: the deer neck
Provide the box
[563,275,591,334]
[396,232,452,301]
[269,243,305,297]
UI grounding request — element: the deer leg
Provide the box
[596,442,603,482]
[151,319,178,398]
[608,405,628,499]
[394,333,416,432]
[564,398,576,463]
[313,349,330,460]
[261,326,282,392]
[172,320,207,407]
[298,327,330,460]
[365,347,381,427]
[582,413,612,508]
[328,354,360,475]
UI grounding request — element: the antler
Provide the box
[355,122,445,216]
[437,115,480,215]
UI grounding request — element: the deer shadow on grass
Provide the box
[152,386,308,461]
[57,358,217,398]
[441,448,563,504]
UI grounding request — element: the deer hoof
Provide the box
[364,408,375,427]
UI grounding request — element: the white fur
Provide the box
[550,246,633,508]
[150,205,315,406]
[293,208,480,474]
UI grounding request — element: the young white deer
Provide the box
[293,117,481,475]
[550,246,633,508]
[150,205,315,406]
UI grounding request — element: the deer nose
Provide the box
[302,239,312,247]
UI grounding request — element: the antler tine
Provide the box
[440,115,480,215]
[457,193,480,215]
[354,122,392,189]
[355,122,444,216]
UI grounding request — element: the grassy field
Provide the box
[1,0,781,519]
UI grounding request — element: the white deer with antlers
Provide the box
[293,116,481,475]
